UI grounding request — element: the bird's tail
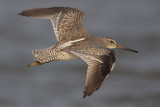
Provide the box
[32,46,60,63]
[27,46,78,67]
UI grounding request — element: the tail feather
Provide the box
[32,46,59,63]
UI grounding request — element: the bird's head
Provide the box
[101,37,138,53]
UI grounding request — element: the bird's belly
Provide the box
[60,51,80,60]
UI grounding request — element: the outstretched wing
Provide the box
[19,7,90,41]
[69,49,116,98]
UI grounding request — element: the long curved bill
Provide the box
[116,44,138,53]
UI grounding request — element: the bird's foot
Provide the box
[27,59,60,67]
[27,61,44,67]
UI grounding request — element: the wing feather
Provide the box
[19,7,90,41]
[70,49,116,98]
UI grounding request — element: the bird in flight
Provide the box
[19,7,138,98]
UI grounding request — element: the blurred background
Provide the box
[0,0,160,107]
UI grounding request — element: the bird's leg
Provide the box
[27,59,60,67]
[27,61,45,67]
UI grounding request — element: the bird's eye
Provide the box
[110,40,114,43]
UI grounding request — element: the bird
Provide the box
[19,7,138,98]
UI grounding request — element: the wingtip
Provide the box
[83,90,93,98]
[83,94,87,98]
[83,93,93,98]
[18,11,31,17]
[18,12,22,16]
[83,90,88,98]
[18,11,24,16]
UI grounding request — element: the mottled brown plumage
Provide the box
[19,7,138,98]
